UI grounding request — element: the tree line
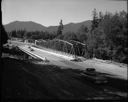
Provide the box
[88,9,127,63]
[7,30,57,40]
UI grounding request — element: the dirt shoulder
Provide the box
[1,57,127,101]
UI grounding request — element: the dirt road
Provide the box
[1,57,127,100]
[19,44,127,80]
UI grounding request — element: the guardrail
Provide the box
[18,46,46,61]
[17,41,77,59]
[31,46,75,60]
[33,45,77,58]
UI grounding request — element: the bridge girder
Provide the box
[54,39,74,46]
[35,39,86,57]
[70,40,86,46]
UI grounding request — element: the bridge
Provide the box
[34,39,87,60]
[10,37,87,60]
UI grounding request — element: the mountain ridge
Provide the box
[4,20,92,33]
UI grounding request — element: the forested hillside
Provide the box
[87,10,127,63]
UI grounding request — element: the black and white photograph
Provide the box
[1,0,127,101]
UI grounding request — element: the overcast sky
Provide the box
[2,0,127,26]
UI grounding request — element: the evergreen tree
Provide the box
[91,8,99,32]
[57,19,63,37]
[90,9,99,57]
[77,25,88,42]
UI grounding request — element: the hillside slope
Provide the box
[4,20,92,33]
[4,21,47,32]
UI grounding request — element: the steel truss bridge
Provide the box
[34,39,86,57]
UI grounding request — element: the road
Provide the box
[12,40,127,80]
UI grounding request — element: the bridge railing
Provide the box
[36,39,75,55]
[29,39,86,58]
[32,44,76,58]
